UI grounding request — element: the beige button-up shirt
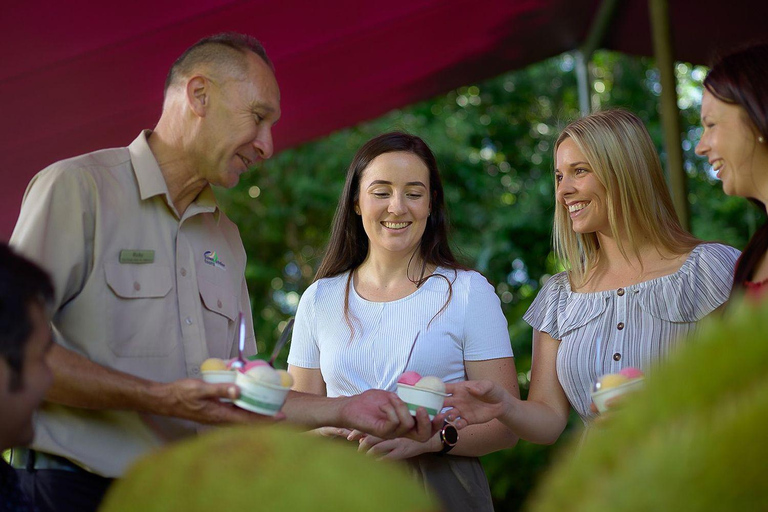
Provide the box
[10,131,256,477]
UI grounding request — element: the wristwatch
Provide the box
[437,421,458,456]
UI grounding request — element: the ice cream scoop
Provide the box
[276,370,294,388]
[246,365,281,386]
[201,358,228,372]
[397,371,422,386]
[243,359,269,373]
[414,376,446,393]
[597,373,630,391]
[619,367,644,380]
[591,369,645,413]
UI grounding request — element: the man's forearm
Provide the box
[280,390,345,428]
[45,343,164,413]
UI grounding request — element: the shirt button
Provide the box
[133,281,141,291]
[617,288,625,296]
[217,300,223,308]
[613,352,622,361]
[191,367,200,375]
[617,322,625,330]
[185,317,193,325]
[180,268,187,277]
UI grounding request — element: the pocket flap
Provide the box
[105,263,172,299]
[199,275,238,322]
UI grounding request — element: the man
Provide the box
[10,33,450,511]
[0,243,54,512]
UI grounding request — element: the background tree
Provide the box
[217,50,763,509]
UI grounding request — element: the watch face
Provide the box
[442,425,458,445]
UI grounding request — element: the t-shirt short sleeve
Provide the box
[462,271,514,361]
[286,281,321,369]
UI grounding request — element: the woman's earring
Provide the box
[759,135,765,144]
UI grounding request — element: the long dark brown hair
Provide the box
[704,43,768,293]
[315,132,468,333]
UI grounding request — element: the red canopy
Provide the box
[1,0,765,239]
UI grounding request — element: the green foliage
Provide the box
[216,50,758,509]
[527,297,768,512]
[100,425,437,512]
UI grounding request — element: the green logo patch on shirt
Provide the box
[119,250,155,264]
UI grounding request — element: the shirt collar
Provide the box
[128,130,220,221]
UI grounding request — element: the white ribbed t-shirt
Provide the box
[288,267,514,397]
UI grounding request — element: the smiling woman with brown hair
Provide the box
[445,109,739,445]
[287,132,519,512]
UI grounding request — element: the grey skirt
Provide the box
[407,454,494,512]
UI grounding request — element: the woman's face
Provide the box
[555,138,611,236]
[355,151,431,259]
[696,89,768,199]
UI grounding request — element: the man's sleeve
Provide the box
[10,166,96,311]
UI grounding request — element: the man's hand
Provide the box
[151,378,284,424]
[443,380,508,426]
[336,389,465,441]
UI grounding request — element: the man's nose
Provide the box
[253,128,274,160]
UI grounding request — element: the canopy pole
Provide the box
[649,0,689,230]
[576,51,591,117]
[576,0,621,116]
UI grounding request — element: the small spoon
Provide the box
[229,312,248,371]
[268,318,295,367]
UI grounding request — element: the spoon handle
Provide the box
[268,318,295,367]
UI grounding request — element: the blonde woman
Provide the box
[445,109,739,444]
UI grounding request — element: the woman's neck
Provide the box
[354,249,433,301]
[578,231,690,292]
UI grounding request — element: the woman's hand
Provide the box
[443,379,510,425]
[309,426,353,438]
[351,431,436,460]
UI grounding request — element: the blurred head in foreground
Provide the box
[100,424,439,512]
[527,295,768,512]
[0,243,54,450]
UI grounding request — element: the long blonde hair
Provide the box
[553,109,699,287]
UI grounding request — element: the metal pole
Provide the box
[576,51,591,117]
[649,0,689,230]
[576,0,621,117]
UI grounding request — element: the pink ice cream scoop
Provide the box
[397,371,422,386]
[618,367,644,379]
[242,359,269,373]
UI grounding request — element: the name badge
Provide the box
[119,250,155,264]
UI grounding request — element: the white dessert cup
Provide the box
[233,371,290,416]
[396,383,447,420]
[202,370,236,403]
[590,377,644,413]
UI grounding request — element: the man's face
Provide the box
[0,302,53,450]
[200,53,281,188]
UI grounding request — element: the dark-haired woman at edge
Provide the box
[696,43,768,301]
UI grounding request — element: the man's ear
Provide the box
[187,76,210,117]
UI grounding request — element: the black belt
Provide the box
[9,448,86,473]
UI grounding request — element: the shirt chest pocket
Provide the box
[198,275,238,356]
[104,263,174,357]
